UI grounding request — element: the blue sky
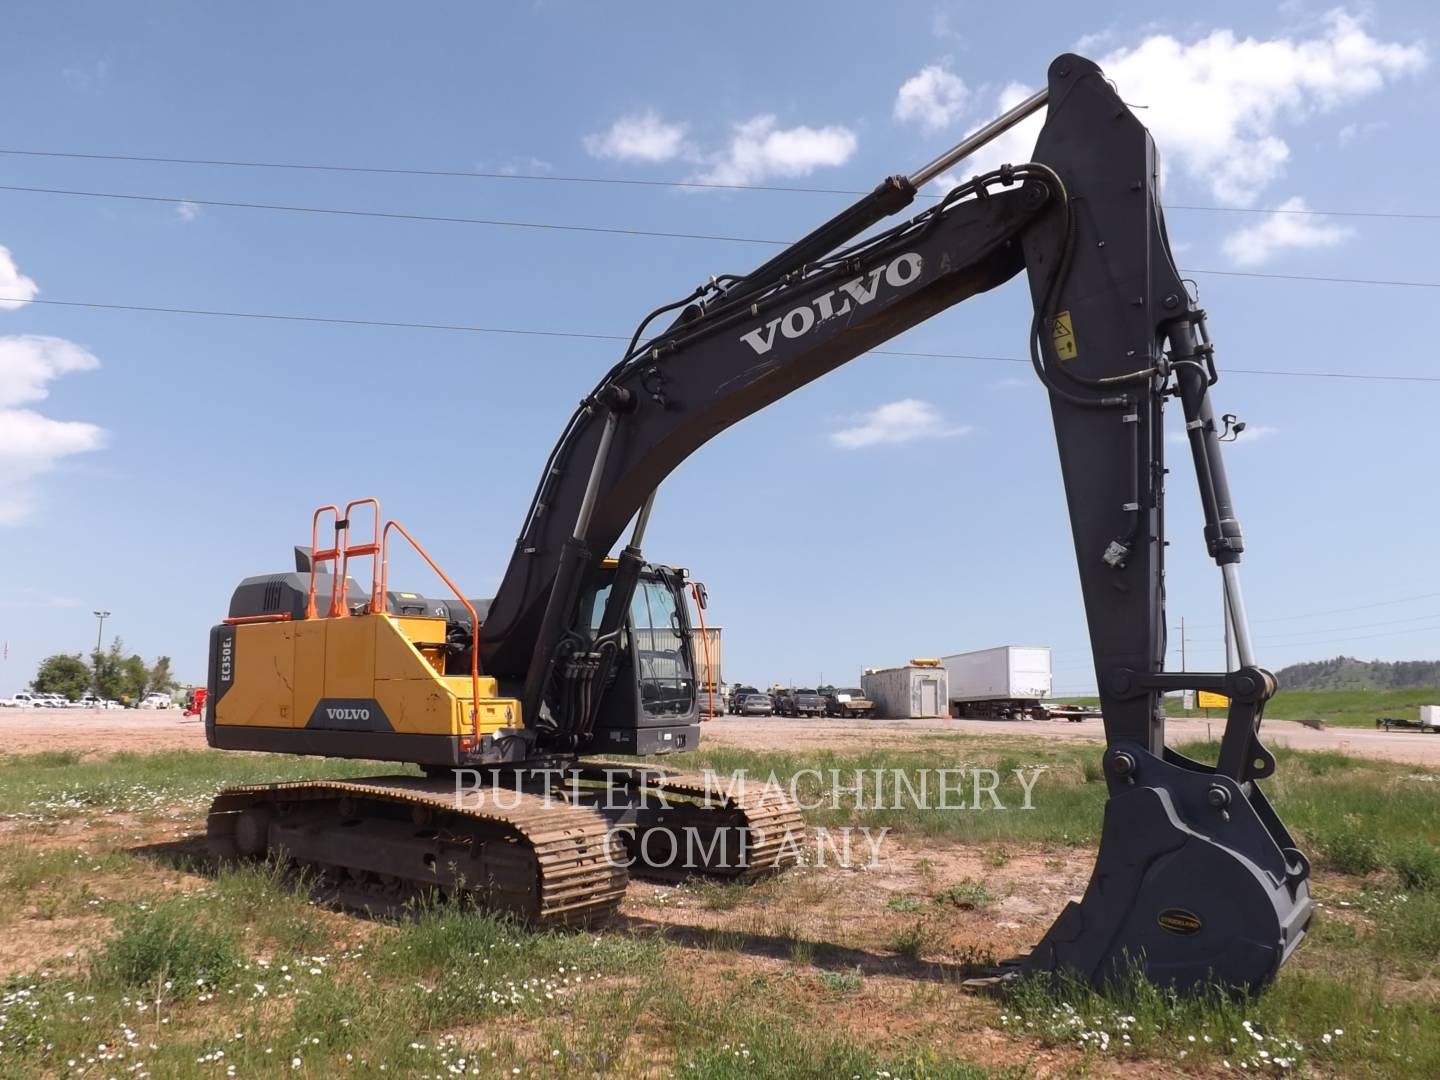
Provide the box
[1,2,1437,697]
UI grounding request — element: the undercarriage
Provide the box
[207,762,805,925]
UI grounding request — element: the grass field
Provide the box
[1063,687,1440,730]
[0,737,1437,1077]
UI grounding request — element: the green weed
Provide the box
[816,967,863,994]
[95,898,241,995]
[888,921,931,960]
[886,894,924,913]
[1393,840,1440,891]
[936,879,992,910]
[1312,817,1386,876]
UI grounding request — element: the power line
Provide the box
[0,183,781,247]
[4,293,1438,383]
[0,148,853,195]
[1188,590,1440,628]
[6,181,1440,292]
[0,295,627,341]
[1181,268,1440,290]
[1,145,1435,221]
[1248,610,1440,639]
[1257,622,1440,648]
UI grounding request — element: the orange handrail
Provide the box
[336,497,382,617]
[225,612,294,626]
[305,505,341,620]
[380,519,483,752]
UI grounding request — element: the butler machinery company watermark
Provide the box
[451,765,1047,872]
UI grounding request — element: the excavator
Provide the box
[203,53,1312,994]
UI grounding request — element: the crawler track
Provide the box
[206,765,805,926]
[207,776,628,928]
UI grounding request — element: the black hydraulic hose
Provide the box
[1023,167,1127,411]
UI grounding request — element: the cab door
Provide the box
[628,572,696,720]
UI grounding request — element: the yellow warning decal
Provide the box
[1197,690,1230,710]
[1051,310,1078,361]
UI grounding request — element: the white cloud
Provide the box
[931,9,963,43]
[1097,11,1425,205]
[0,245,39,309]
[928,12,1425,205]
[1338,120,1386,145]
[829,399,970,450]
[0,335,106,524]
[499,156,553,175]
[894,65,970,132]
[0,334,99,407]
[175,200,200,223]
[690,114,857,186]
[1220,197,1354,265]
[583,110,688,163]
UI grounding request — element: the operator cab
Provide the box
[575,561,701,754]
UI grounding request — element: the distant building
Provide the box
[862,661,948,718]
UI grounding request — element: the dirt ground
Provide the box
[5,707,1439,765]
[0,707,1416,1077]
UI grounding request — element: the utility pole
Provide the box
[1179,615,1186,672]
[92,610,111,695]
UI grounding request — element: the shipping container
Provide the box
[941,646,1052,720]
[862,664,949,719]
[692,626,722,689]
[1421,705,1439,730]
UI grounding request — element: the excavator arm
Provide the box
[474,53,1310,992]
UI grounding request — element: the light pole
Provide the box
[93,610,110,654]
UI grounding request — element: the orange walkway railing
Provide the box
[305,504,342,619]
[300,498,483,752]
[380,519,482,751]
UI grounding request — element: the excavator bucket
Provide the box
[1016,744,1312,992]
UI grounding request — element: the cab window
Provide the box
[630,579,695,717]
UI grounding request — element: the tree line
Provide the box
[1273,655,1440,692]
[31,639,178,705]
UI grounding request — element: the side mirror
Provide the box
[693,582,709,610]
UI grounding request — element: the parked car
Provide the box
[139,693,174,710]
[696,686,725,719]
[822,687,876,719]
[789,688,826,717]
[39,693,70,708]
[0,691,39,708]
[75,694,124,710]
[771,687,795,715]
[736,692,774,717]
[727,684,760,713]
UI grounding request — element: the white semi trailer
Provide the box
[942,645,1053,721]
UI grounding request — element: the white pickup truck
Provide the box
[0,691,40,708]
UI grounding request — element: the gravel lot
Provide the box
[705,712,1440,765]
[3,706,1439,765]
